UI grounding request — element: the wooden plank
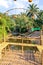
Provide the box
[7,36,40,41]
[0,42,43,52]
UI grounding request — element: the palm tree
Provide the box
[35,10,43,28]
[38,10,43,21]
[27,3,39,19]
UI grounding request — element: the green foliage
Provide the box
[14,14,34,33]
[26,3,42,28]
[34,10,43,28]
[0,3,43,42]
[0,13,15,41]
[27,3,39,19]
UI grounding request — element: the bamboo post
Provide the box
[41,50,43,65]
[22,38,24,53]
[40,25,43,45]
[40,30,42,45]
[0,51,2,59]
[22,45,23,53]
[3,25,5,42]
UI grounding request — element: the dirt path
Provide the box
[0,50,41,65]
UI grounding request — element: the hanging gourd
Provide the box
[28,0,32,2]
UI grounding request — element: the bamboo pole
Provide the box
[3,25,5,42]
[0,53,1,59]
[40,25,43,45]
[41,50,43,65]
[22,38,24,53]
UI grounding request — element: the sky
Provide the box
[0,0,43,14]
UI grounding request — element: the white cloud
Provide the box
[33,0,39,4]
[14,1,25,8]
[0,0,28,10]
[0,0,9,8]
[8,1,26,14]
[13,1,25,13]
[0,0,42,14]
[20,0,28,2]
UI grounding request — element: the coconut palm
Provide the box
[38,10,43,21]
[27,3,39,19]
[35,10,43,28]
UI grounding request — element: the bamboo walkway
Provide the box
[0,42,43,52]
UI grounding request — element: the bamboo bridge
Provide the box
[0,30,43,65]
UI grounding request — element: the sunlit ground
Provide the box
[0,48,41,65]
